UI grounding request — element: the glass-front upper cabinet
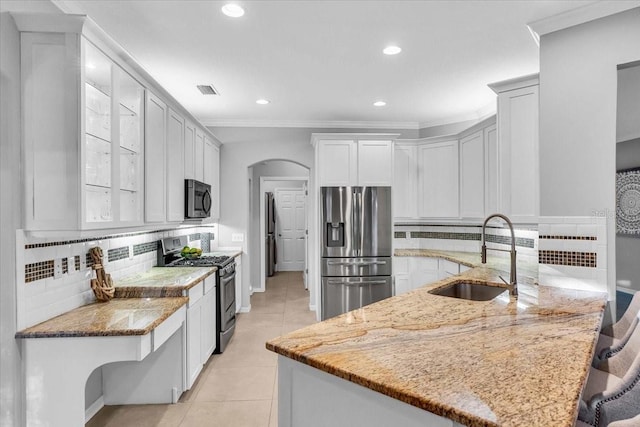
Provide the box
[83,41,144,227]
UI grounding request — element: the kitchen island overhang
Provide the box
[266,252,607,427]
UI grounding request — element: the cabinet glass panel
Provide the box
[119,147,139,192]
[118,71,143,152]
[86,135,111,187]
[120,190,137,222]
[86,185,112,222]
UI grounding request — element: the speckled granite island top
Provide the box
[267,250,607,427]
[114,266,216,297]
[16,297,188,338]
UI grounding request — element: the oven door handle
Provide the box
[220,269,236,286]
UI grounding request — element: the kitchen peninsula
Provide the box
[267,252,607,427]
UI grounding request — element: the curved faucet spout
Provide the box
[481,213,518,296]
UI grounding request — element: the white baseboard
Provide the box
[239,304,251,313]
[85,395,104,422]
[617,286,636,295]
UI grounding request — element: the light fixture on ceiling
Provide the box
[256,99,270,105]
[383,45,402,55]
[221,3,245,18]
[373,101,386,107]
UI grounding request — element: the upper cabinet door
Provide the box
[144,91,167,223]
[184,121,195,180]
[318,140,357,186]
[194,130,205,182]
[203,137,214,186]
[417,140,459,218]
[166,108,185,222]
[357,140,393,186]
[393,144,418,219]
[484,124,498,216]
[496,84,539,222]
[460,131,485,219]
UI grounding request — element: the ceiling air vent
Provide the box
[197,84,219,95]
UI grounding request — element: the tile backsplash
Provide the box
[16,224,217,330]
[537,216,607,293]
[393,223,539,266]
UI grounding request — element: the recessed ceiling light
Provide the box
[383,45,402,55]
[256,99,270,105]
[222,3,244,18]
[373,101,386,107]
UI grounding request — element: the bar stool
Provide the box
[594,292,640,366]
[608,414,640,427]
[579,325,640,426]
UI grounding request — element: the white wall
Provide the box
[0,12,23,427]
[538,8,640,298]
[213,135,314,311]
[249,161,308,293]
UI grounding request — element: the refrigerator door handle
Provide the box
[326,260,387,266]
[327,279,389,286]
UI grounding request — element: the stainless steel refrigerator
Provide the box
[321,187,392,320]
[265,192,276,277]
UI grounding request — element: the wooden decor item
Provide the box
[89,247,115,302]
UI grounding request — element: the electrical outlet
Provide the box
[231,233,244,242]
[54,258,63,279]
[129,244,134,260]
[68,256,76,274]
[80,253,87,270]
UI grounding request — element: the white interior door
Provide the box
[275,188,306,271]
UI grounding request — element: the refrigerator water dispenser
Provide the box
[326,222,344,247]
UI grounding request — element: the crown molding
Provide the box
[417,102,496,130]
[527,1,640,42]
[201,119,420,130]
[488,73,539,94]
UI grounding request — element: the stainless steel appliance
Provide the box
[185,179,212,219]
[265,192,276,277]
[320,186,392,320]
[158,236,236,353]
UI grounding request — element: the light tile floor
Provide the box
[87,271,315,427]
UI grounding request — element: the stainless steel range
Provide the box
[158,236,236,353]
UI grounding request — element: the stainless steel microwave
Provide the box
[185,179,212,218]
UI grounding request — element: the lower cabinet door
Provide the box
[201,286,216,361]
[394,274,411,296]
[186,299,203,390]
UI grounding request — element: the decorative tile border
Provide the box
[62,258,68,274]
[107,246,129,263]
[25,261,54,283]
[188,233,201,242]
[24,226,202,249]
[404,231,535,249]
[394,231,407,238]
[133,241,158,256]
[539,235,597,240]
[74,255,81,272]
[539,250,597,268]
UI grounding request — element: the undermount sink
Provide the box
[429,281,508,301]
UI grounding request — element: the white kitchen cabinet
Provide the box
[460,131,485,219]
[410,257,440,290]
[210,144,220,221]
[393,257,411,296]
[393,144,418,219]
[314,135,396,187]
[438,259,460,280]
[489,74,539,223]
[235,255,243,313]
[166,108,185,222]
[144,91,167,223]
[201,275,217,362]
[417,140,459,218]
[184,121,196,180]
[357,140,394,186]
[20,29,145,231]
[186,276,217,390]
[484,124,498,215]
[317,140,358,186]
[194,130,205,183]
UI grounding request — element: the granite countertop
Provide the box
[266,250,607,427]
[15,297,188,338]
[114,266,216,298]
[204,250,242,258]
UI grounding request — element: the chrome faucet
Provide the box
[481,213,518,296]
